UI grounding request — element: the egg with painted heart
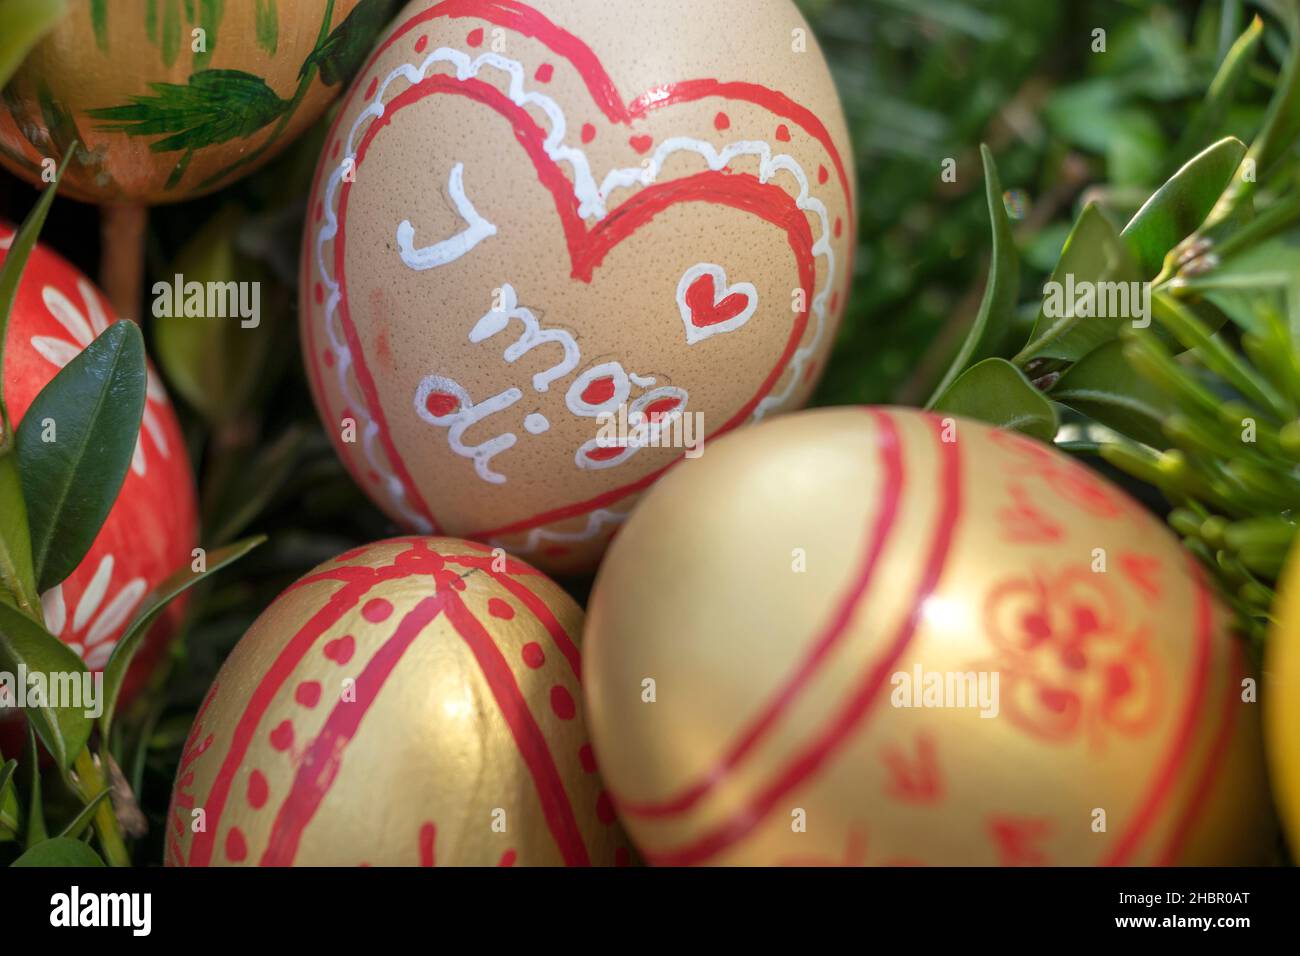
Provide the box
[164,537,630,866]
[300,0,855,573]
[583,407,1277,865]
[0,0,396,203]
[0,222,198,723]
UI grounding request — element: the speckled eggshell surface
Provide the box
[0,0,376,203]
[301,0,855,574]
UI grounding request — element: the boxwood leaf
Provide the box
[0,453,38,619]
[0,757,18,838]
[0,140,75,617]
[0,601,91,769]
[23,721,44,841]
[11,835,105,867]
[152,208,273,423]
[926,145,1019,407]
[56,787,109,841]
[1016,204,1143,364]
[16,320,146,592]
[1048,338,1172,448]
[932,357,1058,442]
[1122,136,1246,277]
[1172,17,1262,165]
[101,534,266,736]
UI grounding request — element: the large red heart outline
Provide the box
[304,0,854,545]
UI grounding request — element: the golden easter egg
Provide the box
[0,0,394,203]
[583,407,1276,865]
[165,537,629,866]
[300,0,855,574]
[1266,546,1300,856]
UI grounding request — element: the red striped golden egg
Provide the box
[300,0,855,575]
[165,537,628,866]
[584,406,1276,865]
[0,0,388,203]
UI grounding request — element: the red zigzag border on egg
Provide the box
[180,541,595,867]
[612,410,1243,866]
[304,0,854,540]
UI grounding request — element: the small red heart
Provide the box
[629,134,653,154]
[685,273,751,328]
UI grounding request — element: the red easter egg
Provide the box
[0,221,198,718]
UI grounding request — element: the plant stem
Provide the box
[99,204,148,323]
[72,747,130,866]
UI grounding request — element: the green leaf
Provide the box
[1016,204,1143,364]
[11,835,105,866]
[0,0,68,90]
[0,757,18,838]
[0,453,38,619]
[1173,16,1263,165]
[1190,230,1300,339]
[1048,338,1172,448]
[205,427,305,544]
[300,0,396,87]
[0,140,75,619]
[0,601,91,769]
[1122,137,1246,277]
[56,788,109,841]
[925,145,1019,407]
[16,321,147,592]
[1203,1,1300,230]
[23,721,43,841]
[0,138,75,442]
[153,208,274,422]
[100,535,265,736]
[931,357,1059,442]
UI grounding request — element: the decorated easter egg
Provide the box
[300,0,855,574]
[584,407,1276,865]
[165,537,629,866]
[0,222,198,705]
[0,0,395,203]
[1266,546,1300,855]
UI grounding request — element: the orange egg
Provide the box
[0,0,391,202]
[300,0,855,574]
[165,537,629,866]
[584,407,1276,865]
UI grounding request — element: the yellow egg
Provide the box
[1266,546,1300,856]
[300,0,855,574]
[0,0,390,203]
[165,537,630,866]
[584,407,1276,865]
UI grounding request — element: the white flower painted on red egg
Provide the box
[29,277,170,476]
[41,554,148,670]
